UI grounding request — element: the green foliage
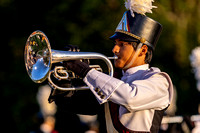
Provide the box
[1,0,200,132]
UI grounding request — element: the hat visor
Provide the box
[109,32,138,42]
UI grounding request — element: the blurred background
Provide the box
[1,0,200,132]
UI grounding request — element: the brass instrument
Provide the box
[24,30,117,91]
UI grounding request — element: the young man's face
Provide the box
[112,39,135,69]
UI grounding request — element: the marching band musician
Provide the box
[49,1,173,133]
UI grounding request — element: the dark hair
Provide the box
[145,47,153,64]
[129,42,153,64]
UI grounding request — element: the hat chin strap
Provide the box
[122,43,143,70]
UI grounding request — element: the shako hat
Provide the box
[110,10,163,50]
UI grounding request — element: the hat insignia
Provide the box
[116,12,130,32]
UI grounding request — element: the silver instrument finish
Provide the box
[24,30,116,90]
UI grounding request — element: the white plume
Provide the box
[125,0,157,17]
[190,46,200,92]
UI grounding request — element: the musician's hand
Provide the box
[48,88,74,103]
[64,44,80,52]
[48,60,91,103]
[48,74,75,103]
[63,60,91,78]
[48,45,79,103]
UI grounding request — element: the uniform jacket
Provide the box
[83,64,173,132]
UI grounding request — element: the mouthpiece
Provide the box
[108,56,118,60]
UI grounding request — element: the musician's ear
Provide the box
[139,45,148,56]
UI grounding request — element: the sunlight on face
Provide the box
[112,39,135,69]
